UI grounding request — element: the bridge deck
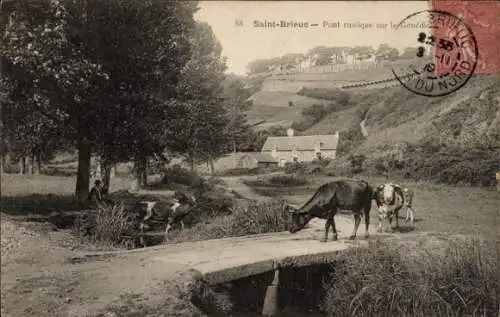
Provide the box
[78,216,423,285]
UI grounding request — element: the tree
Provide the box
[350,46,375,61]
[375,43,399,61]
[246,59,275,75]
[1,0,199,197]
[222,74,253,154]
[399,47,419,60]
[174,21,230,173]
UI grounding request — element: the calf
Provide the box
[373,183,404,232]
[138,191,196,244]
[285,179,374,242]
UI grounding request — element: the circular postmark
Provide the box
[391,9,478,97]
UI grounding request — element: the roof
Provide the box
[249,153,277,163]
[237,152,277,163]
[261,134,339,152]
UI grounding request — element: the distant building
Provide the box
[261,130,339,167]
[242,153,278,169]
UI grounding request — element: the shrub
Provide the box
[284,161,306,174]
[161,165,204,186]
[177,199,291,241]
[370,144,500,186]
[191,188,236,219]
[220,167,265,176]
[324,237,500,317]
[161,165,212,194]
[297,87,351,105]
[268,174,308,186]
[75,203,138,249]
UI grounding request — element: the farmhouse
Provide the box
[261,130,339,166]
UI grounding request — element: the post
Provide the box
[262,260,280,317]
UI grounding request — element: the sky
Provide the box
[195,1,431,75]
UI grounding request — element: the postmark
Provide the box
[391,9,478,97]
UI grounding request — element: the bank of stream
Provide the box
[191,263,333,317]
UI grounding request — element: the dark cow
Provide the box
[285,179,374,242]
[138,191,196,244]
[373,183,405,232]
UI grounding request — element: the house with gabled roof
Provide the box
[261,129,339,167]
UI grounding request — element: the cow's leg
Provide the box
[394,207,400,229]
[321,218,331,243]
[329,209,338,241]
[180,220,185,231]
[377,207,384,233]
[164,223,172,242]
[363,202,371,239]
[349,211,362,240]
[139,222,145,247]
[406,206,415,226]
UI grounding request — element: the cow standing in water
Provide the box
[285,179,374,242]
[373,183,405,232]
[138,191,196,245]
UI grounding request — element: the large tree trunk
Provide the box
[101,160,112,194]
[34,152,41,175]
[18,157,26,175]
[131,154,147,191]
[26,156,33,174]
[75,137,92,202]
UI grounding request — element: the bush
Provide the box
[161,165,212,194]
[284,161,306,174]
[297,87,351,105]
[268,174,308,186]
[220,166,279,176]
[368,144,500,186]
[191,188,236,220]
[75,203,138,249]
[177,199,291,241]
[324,237,500,317]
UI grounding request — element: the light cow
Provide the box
[373,183,405,232]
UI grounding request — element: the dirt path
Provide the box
[219,176,272,202]
[1,214,201,317]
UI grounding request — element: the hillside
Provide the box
[245,60,416,128]
[246,60,499,151]
[245,61,499,185]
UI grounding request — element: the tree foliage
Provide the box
[1,0,199,195]
[173,21,230,168]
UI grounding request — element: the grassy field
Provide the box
[2,172,499,316]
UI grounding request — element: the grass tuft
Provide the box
[324,237,500,317]
[175,199,291,242]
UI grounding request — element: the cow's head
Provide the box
[283,203,307,233]
[174,191,196,205]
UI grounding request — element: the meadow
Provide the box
[2,170,499,316]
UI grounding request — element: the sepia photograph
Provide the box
[1,0,499,316]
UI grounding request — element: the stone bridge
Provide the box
[77,215,424,315]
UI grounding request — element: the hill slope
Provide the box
[245,62,499,185]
